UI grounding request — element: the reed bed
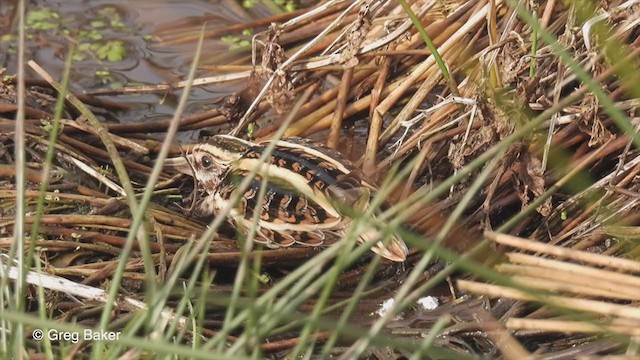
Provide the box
[1,0,639,358]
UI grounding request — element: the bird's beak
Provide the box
[164,156,193,176]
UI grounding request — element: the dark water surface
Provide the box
[0,1,297,136]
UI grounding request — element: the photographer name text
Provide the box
[32,328,121,343]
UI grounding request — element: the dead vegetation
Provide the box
[1,0,639,358]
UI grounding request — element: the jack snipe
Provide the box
[165,135,408,262]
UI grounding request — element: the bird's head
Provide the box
[165,135,251,190]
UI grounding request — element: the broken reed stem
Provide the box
[487,231,640,272]
[328,67,354,149]
[362,57,390,174]
[457,280,640,320]
[283,68,376,137]
[496,264,640,300]
[507,318,640,337]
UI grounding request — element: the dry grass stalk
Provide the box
[458,233,640,338]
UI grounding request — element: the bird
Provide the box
[164,135,408,262]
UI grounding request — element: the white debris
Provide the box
[375,296,439,318]
[376,298,395,317]
[417,296,439,310]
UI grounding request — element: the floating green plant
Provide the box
[22,6,143,63]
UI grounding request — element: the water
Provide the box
[0,0,298,131]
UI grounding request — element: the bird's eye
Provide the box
[201,155,213,169]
